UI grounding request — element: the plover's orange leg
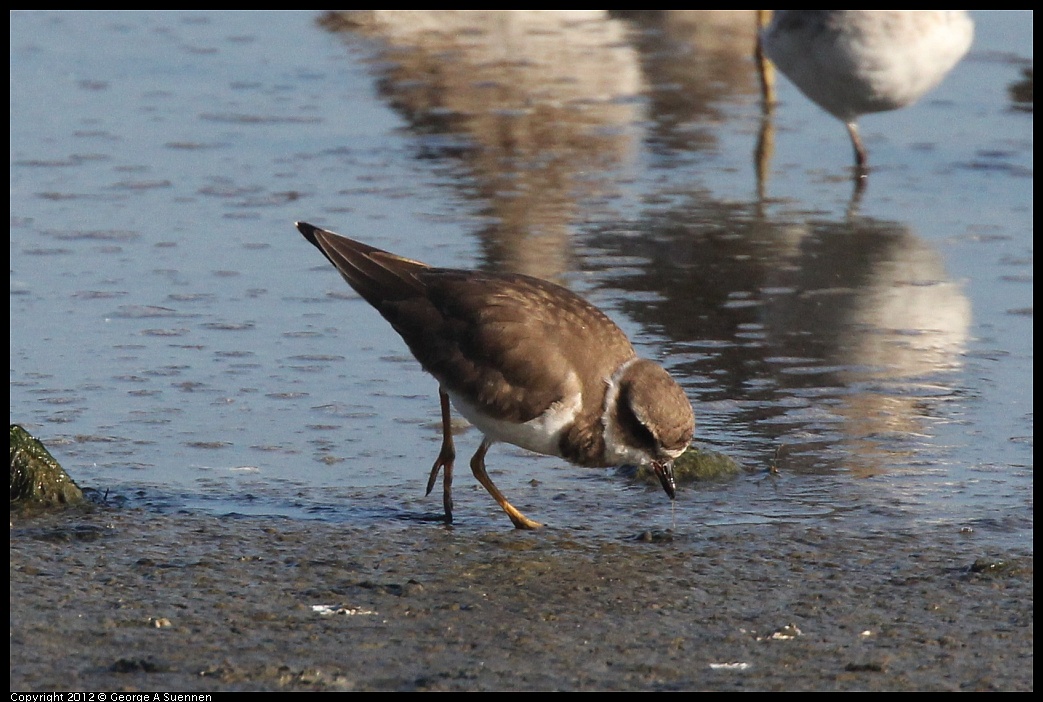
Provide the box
[469,438,542,530]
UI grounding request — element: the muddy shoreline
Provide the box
[10,506,1032,691]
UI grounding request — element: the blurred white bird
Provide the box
[762,10,974,171]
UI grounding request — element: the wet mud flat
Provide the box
[10,507,1032,691]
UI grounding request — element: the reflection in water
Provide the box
[608,11,776,200]
[761,217,971,477]
[1008,65,1033,113]
[320,10,644,282]
[7,11,1028,546]
[321,12,974,480]
[585,201,970,478]
[608,11,763,153]
[319,11,773,281]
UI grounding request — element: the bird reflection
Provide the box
[316,11,974,480]
[760,218,971,477]
[319,10,644,283]
[1008,65,1033,113]
[584,198,970,478]
[320,11,780,280]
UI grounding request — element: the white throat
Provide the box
[600,358,656,466]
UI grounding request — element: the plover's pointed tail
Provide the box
[296,221,429,306]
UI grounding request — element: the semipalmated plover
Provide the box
[297,222,695,529]
[762,11,974,170]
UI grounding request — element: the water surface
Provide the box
[10,11,1032,549]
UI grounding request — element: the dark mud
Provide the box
[10,507,1032,691]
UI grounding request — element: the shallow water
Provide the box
[10,11,1032,550]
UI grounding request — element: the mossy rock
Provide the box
[671,445,743,482]
[10,424,84,509]
[622,444,743,487]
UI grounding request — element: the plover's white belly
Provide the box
[447,386,582,458]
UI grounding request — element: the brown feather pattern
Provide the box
[300,222,637,432]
